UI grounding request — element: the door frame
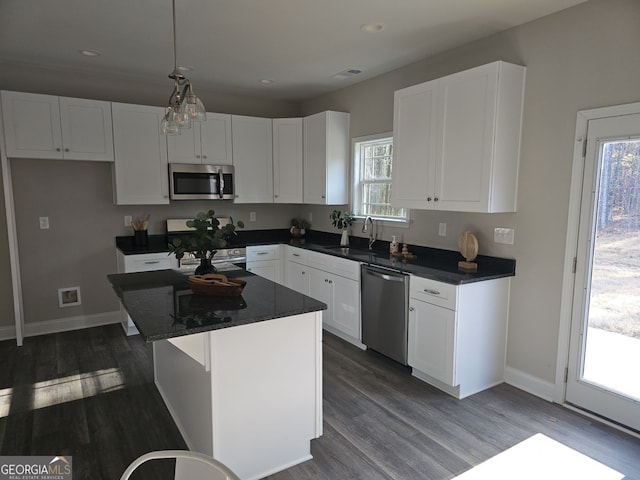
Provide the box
[557,101,640,405]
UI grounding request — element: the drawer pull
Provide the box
[292,253,300,257]
[424,288,440,295]
[257,252,269,256]
[144,261,161,265]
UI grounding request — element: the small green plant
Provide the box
[168,210,244,260]
[290,217,311,230]
[330,210,355,230]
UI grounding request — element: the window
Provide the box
[352,133,408,222]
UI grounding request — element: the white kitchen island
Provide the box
[108,269,325,480]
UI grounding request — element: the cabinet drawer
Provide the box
[409,275,457,310]
[124,253,176,272]
[306,250,360,281]
[247,244,281,261]
[286,246,308,263]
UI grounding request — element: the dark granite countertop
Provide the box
[108,269,327,342]
[116,234,174,255]
[115,229,515,285]
[298,243,514,284]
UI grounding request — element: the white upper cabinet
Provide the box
[392,61,525,213]
[232,115,273,203]
[391,81,438,208]
[1,91,114,161]
[167,112,232,165]
[111,103,169,205]
[273,118,303,204]
[303,111,350,205]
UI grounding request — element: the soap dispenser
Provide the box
[389,235,399,254]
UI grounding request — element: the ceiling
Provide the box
[0,0,588,101]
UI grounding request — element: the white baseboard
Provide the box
[22,311,121,338]
[504,365,556,402]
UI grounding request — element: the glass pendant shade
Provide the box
[185,85,207,121]
[174,103,192,129]
[161,107,181,135]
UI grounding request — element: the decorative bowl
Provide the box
[188,273,247,297]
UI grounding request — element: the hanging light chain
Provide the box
[161,0,206,135]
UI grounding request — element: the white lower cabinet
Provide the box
[408,275,510,399]
[285,246,361,346]
[284,247,309,294]
[246,245,282,283]
[116,250,178,335]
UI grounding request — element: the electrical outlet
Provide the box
[438,223,447,237]
[494,227,515,245]
[124,215,132,227]
[308,212,313,222]
[249,212,256,222]
[39,217,49,229]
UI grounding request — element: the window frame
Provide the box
[351,132,409,226]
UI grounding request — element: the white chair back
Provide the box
[120,450,241,480]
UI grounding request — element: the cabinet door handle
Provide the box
[64,148,70,152]
[427,197,432,202]
[424,288,440,295]
[434,197,439,202]
[196,154,201,158]
[202,155,207,159]
[328,280,333,284]
[409,306,415,312]
[56,147,61,152]
[144,261,160,265]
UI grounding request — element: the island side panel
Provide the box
[153,333,213,454]
[210,311,322,480]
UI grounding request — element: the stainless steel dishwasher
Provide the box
[361,264,409,365]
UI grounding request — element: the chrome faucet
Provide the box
[362,216,376,250]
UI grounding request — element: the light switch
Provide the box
[39,217,49,229]
[438,223,447,237]
[124,215,132,227]
[249,212,256,222]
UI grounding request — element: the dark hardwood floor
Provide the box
[1,324,639,479]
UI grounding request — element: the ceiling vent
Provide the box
[332,68,363,79]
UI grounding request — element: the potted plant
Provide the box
[168,210,244,275]
[290,217,311,237]
[330,210,355,246]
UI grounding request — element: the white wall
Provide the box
[301,0,640,389]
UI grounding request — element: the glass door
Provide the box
[566,113,640,431]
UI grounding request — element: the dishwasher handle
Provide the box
[362,267,406,283]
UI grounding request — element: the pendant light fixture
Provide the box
[161,0,206,135]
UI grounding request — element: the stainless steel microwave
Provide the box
[169,163,234,200]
